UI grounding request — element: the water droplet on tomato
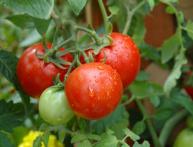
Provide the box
[88,86,94,98]
[97,65,104,70]
[107,91,110,97]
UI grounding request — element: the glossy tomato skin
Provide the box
[173,128,193,147]
[96,32,141,87]
[17,43,73,98]
[65,62,123,120]
[184,86,193,99]
[39,86,74,125]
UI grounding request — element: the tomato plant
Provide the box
[0,0,193,147]
[39,86,74,125]
[65,62,123,120]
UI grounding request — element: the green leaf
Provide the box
[7,14,34,28]
[147,0,155,10]
[19,30,41,47]
[109,5,119,15]
[58,129,66,143]
[171,89,193,115]
[133,141,150,147]
[95,133,118,147]
[42,132,50,147]
[0,131,14,147]
[67,0,88,15]
[139,43,160,62]
[32,131,51,147]
[0,0,54,19]
[87,134,101,141]
[129,81,163,98]
[0,50,30,112]
[121,142,130,147]
[149,96,160,107]
[0,50,18,85]
[186,20,193,40]
[165,5,176,14]
[132,18,146,46]
[132,121,146,135]
[0,101,24,132]
[133,142,141,147]
[178,11,184,24]
[7,14,50,35]
[135,71,149,81]
[89,105,129,138]
[12,126,29,145]
[160,32,180,63]
[71,133,100,144]
[141,141,150,147]
[164,49,187,94]
[71,134,87,143]
[33,18,50,35]
[33,135,42,147]
[124,128,140,142]
[76,140,92,147]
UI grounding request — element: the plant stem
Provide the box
[181,26,193,34]
[123,96,135,106]
[122,0,145,34]
[98,0,110,34]
[54,36,74,50]
[75,26,102,45]
[136,99,162,147]
[85,0,93,26]
[64,55,78,82]
[159,109,188,146]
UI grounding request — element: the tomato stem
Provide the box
[136,99,162,147]
[98,0,112,34]
[53,36,74,51]
[123,96,135,106]
[85,0,93,27]
[159,109,188,146]
[122,0,145,34]
[75,26,102,45]
[64,55,78,82]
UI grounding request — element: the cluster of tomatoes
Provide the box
[16,32,141,125]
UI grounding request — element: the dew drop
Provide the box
[97,65,104,70]
[107,91,110,97]
[88,86,94,97]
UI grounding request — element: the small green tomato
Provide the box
[39,86,74,125]
[173,128,193,147]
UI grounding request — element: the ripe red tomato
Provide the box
[185,86,193,99]
[17,43,73,98]
[95,32,141,87]
[65,62,123,120]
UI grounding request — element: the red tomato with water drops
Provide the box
[17,43,73,98]
[65,62,123,120]
[96,32,141,88]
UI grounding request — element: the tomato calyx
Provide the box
[35,36,75,70]
[36,51,72,70]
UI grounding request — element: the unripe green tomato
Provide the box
[186,116,193,129]
[39,86,74,125]
[173,128,193,147]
